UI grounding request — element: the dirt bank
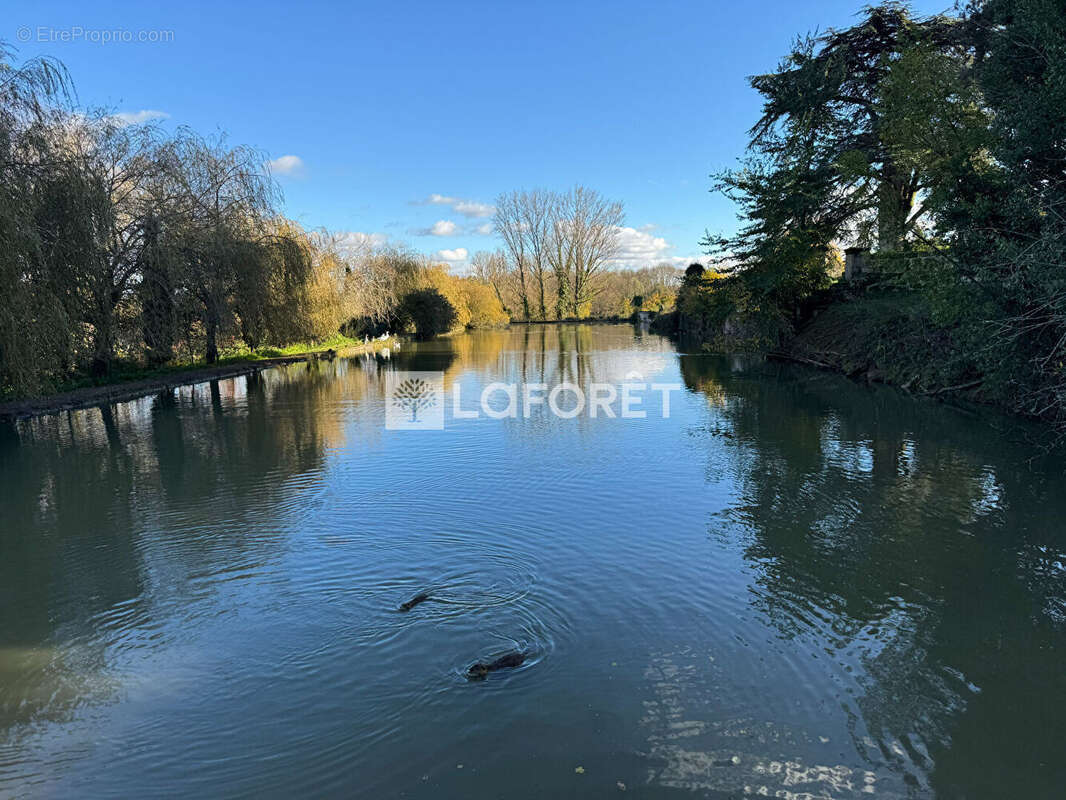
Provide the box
[772,290,990,403]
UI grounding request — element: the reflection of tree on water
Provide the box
[0,404,142,736]
[678,354,1066,797]
[0,353,391,738]
[397,323,672,390]
[390,339,459,376]
[396,324,670,421]
[403,325,676,440]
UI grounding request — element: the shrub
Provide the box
[399,288,457,339]
[460,280,509,328]
[420,265,470,329]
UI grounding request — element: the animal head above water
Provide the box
[398,592,430,612]
[466,650,527,680]
[466,663,491,680]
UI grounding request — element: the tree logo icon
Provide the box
[393,377,437,422]
[385,371,445,429]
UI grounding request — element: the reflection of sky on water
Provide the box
[1,325,1064,798]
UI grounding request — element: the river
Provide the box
[1,323,1064,798]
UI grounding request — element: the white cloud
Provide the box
[608,226,673,267]
[453,200,495,218]
[670,255,710,267]
[475,223,493,235]
[328,230,389,257]
[267,155,305,177]
[112,109,169,125]
[428,219,458,236]
[420,194,495,219]
[435,247,468,263]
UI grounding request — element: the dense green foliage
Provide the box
[399,288,458,339]
[929,0,1066,421]
[686,0,1066,430]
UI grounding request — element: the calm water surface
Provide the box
[1,324,1065,799]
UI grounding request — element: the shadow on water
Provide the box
[672,353,1066,798]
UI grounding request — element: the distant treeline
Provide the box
[0,46,679,400]
[486,188,679,321]
[472,246,680,324]
[667,0,1066,430]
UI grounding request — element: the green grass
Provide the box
[255,332,364,357]
[43,333,369,397]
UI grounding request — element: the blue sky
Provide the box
[11,0,947,269]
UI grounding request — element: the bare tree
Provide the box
[495,189,554,320]
[470,249,510,311]
[496,187,625,320]
[518,189,554,320]
[554,186,624,316]
[546,192,577,318]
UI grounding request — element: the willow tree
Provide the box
[0,44,74,395]
[138,211,177,365]
[344,244,423,332]
[167,134,277,363]
[55,115,164,375]
[233,219,319,349]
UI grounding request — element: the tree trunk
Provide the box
[877,159,915,252]
[491,280,505,308]
[140,221,175,366]
[89,333,112,377]
[89,294,115,378]
[519,283,531,321]
[239,309,262,350]
[205,303,220,364]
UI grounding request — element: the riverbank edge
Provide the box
[654,289,1049,429]
[773,291,993,406]
[0,338,398,422]
[507,316,635,326]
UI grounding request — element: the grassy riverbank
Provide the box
[58,334,365,394]
[0,334,396,421]
[509,316,635,326]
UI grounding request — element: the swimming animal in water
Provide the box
[466,650,527,680]
[398,592,431,612]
